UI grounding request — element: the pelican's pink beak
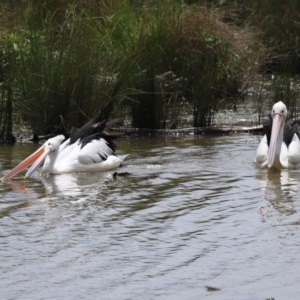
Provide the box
[1,146,49,181]
[268,113,285,167]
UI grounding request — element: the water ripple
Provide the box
[1,135,300,300]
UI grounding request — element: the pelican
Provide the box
[1,117,126,181]
[255,101,300,169]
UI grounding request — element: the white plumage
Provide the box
[255,101,300,169]
[1,117,126,181]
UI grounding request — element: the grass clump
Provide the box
[0,0,265,138]
[249,0,300,74]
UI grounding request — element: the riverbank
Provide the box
[1,1,300,142]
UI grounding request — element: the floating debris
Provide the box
[205,285,221,292]
[112,172,131,180]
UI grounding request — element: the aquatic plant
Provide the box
[0,34,18,143]
[206,0,300,74]
[249,0,300,74]
[0,0,290,137]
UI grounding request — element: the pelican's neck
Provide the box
[273,124,284,167]
[42,151,59,173]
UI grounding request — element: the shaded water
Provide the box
[1,135,300,300]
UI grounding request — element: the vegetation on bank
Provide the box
[0,0,299,142]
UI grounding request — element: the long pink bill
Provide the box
[1,146,45,181]
[268,114,285,167]
[25,148,50,178]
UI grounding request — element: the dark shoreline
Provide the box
[11,124,264,144]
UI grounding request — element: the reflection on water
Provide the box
[1,135,300,300]
[256,169,299,216]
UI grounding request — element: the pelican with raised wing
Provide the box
[255,101,300,169]
[1,117,126,181]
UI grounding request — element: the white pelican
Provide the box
[255,101,300,169]
[1,118,126,181]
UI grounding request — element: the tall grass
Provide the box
[97,2,248,127]
[14,5,116,134]
[0,34,18,142]
[206,0,300,74]
[0,0,265,136]
[249,0,300,74]
[176,7,244,126]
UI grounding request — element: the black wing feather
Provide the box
[264,112,298,146]
[69,119,124,154]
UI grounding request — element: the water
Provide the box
[1,134,300,300]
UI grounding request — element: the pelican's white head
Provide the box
[271,101,287,119]
[268,101,288,167]
[25,135,66,177]
[42,135,65,153]
[1,135,65,181]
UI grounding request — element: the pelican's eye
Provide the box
[281,109,285,113]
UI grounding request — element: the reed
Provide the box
[214,0,300,74]
[0,0,268,136]
[0,35,18,142]
[251,0,300,74]
[14,6,113,134]
[99,2,248,128]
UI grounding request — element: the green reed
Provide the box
[0,0,258,135]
